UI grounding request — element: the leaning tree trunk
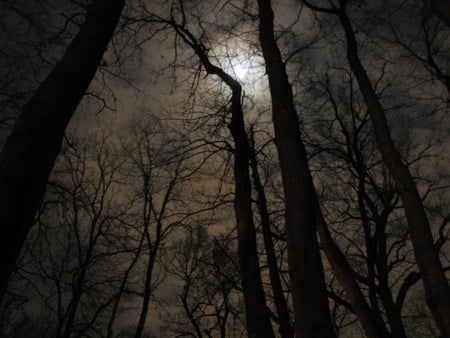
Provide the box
[314,208,392,338]
[0,0,124,299]
[337,9,450,337]
[256,1,335,337]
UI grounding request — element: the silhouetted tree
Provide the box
[0,0,124,299]
[303,0,450,335]
[257,0,335,336]
[164,225,244,338]
[247,126,294,338]
[139,3,276,336]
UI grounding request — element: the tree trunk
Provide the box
[338,9,450,337]
[229,87,275,338]
[62,255,91,338]
[134,248,157,338]
[0,0,124,299]
[315,208,391,338]
[169,21,275,337]
[256,1,335,337]
[135,165,178,338]
[206,60,276,338]
[373,215,408,338]
[248,131,294,338]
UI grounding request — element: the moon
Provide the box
[234,63,248,80]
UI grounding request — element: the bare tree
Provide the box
[248,126,293,338]
[1,0,448,337]
[302,0,450,335]
[2,128,132,337]
[388,1,450,94]
[164,224,244,338]
[0,0,124,299]
[124,114,193,338]
[256,0,335,336]
[135,3,276,336]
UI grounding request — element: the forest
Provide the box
[0,0,449,337]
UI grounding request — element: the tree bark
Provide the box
[256,1,335,337]
[337,9,450,337]
[0,0,124,299]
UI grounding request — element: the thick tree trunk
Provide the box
[0,0,124,299]
[256,1,335,337]
[338,10,450,337]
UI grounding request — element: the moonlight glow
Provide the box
[212,40,264,85]
[233,62,248,80]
